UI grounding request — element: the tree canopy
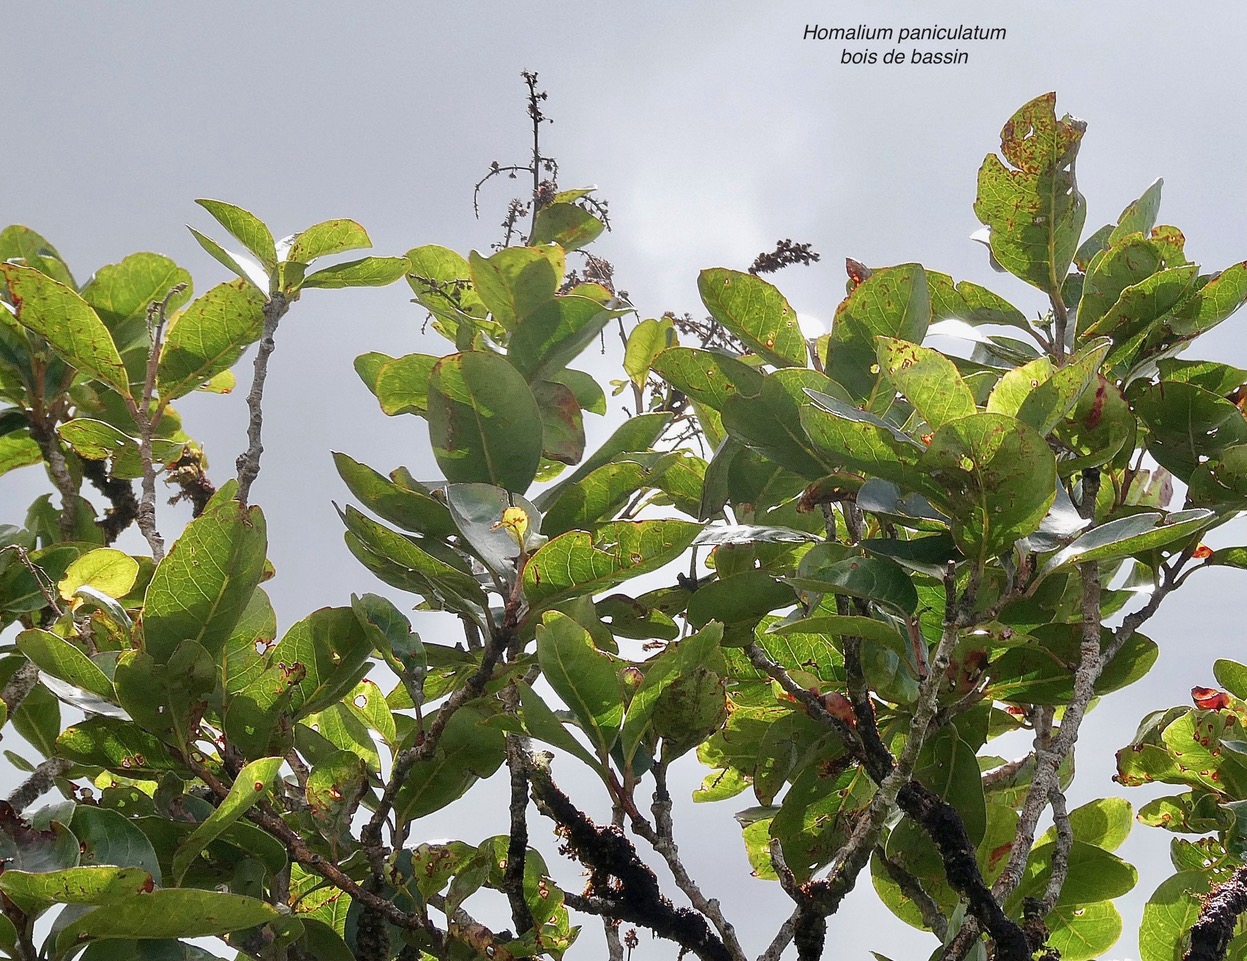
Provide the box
[2,84,1247,961]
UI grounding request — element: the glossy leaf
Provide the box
[301,256,408,289]
[531,203,605,250]
[522,519,700,611]
[157,280,266,399]
[142,481,267,662]
[195,199,277,269]
[16,629,113,700]
[468,245,565,330]
[508,295,622,382]
[973,92,1087,292]
[288,219,371,263]
[918,412,1057,560]
[57,889,279,950]
[698,268,807,368]
[1040,510,1214,579]
[332,451,456,538]
[875,337,976,428]
[1,263,130,395]
[537,612,625,757]
[427,350,543,491]
[824,264,930,402]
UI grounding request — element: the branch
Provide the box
[626,760,746,961]
[503,731,536,935]
[236,292,291,506]
[6,758,72,812]
[80,459,138,544]
[130,285,185,561]
[526,755,732,961]
[28,424,78,540]
[874,844,948,939]
[993,470,1103,902]
[1040,784,1073,913]
[1,663,41,720]
[1185,863,1247,961]
[363,628,509,858]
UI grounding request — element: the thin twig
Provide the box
[1041,785,1074,912]
[626,760,747,961]
[874,844,949,939]
[131,284,186,560]
[236,292,291,506]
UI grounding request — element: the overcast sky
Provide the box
[5,3,1247,958]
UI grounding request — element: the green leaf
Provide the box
[722,369,851,479]
[468,245,565,330]
[288,219,371,263]
[306,750,368,841]
[508,295,623,382]
[800,391,928,493]
[157,280,266,400]
[171,756,283,883]
[825,264,930,403]
[0,224,74,286]
[187,226,268,292]
[537,613,625,758]
[1014,337,1111,434]
[1137,381,1247,481]
[300,256,408,290]
[269,606,372,718]
[522,519,701,612]
[620,623,723,763]
[533,412,670,511]
[1110,178,1164,244]
[0,866,152,916]
[71,806,162,883]
[1044,900,1123,961]
[624,317,677,388]
[405,245,490,340]
[58,889,279,950]
[875,337,976,428]
[928,271,1028,330]
[973,92,1087,292]
[785,546,919,616]
[332,452,456,538]
[1076,234,1165,334]
[1167,260,1247,339]
[81,252,193,367]
[651,346,764,411]
[443,483,544,575]
[196,199,277,269]
[531,203,605,251]
[142,481,267,663]
[533,379,586,465]
[0,432,42,476]
[516,679,602,770]
[340,505,488,618]
[427,350,543,491]
[550,367,607,415]
[1039,510,1214,579]
[16,629,113,700]
[918,412,1057,560]
[1082,265,1199,342]
[540,456,675,537]
[1037,797,1133,852]
[394,703,506,823]
[1138,871,1208,961]
[56,716,180,774]
[698,268,807,368]
[373,352,438,416]
[1,263,130,395]
[59,548,139,605]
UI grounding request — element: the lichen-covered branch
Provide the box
[1185,863,1247,961]
[6,757,72,812]
[526,755,732,961]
